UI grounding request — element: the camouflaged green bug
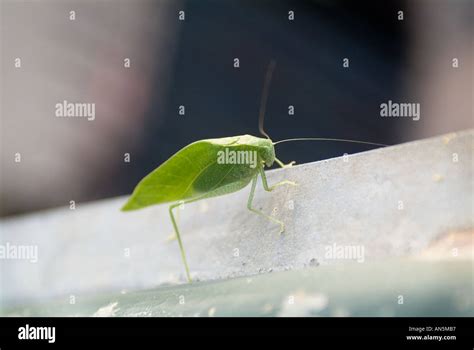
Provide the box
[122,61,386,282]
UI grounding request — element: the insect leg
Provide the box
[169,203,192,282]
[274,157,296,168]
[166,206,179,242]
[259,166,297,191]
[247,174,285,234]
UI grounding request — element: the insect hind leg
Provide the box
[169,202,192,282]
[247,175,286,234]
[166,205,180,242]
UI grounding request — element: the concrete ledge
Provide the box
[1,130,472,307]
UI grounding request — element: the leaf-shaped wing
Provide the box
[122,140,226,211]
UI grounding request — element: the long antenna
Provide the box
[273,137,388,147]
[258,61,387,149]
[258,60,276,139]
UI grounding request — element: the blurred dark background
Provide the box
[1,0,472,216]
[120,0,408,204]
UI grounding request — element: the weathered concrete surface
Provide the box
[3,261,472,317]
[1,130,472,307]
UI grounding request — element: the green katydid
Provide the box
[121,61,387,282]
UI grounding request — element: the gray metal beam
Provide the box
[1,130,472,308]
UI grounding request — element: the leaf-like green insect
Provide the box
[122,61,386,282]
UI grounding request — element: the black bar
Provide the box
[0,317,472,347]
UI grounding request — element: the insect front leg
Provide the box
[275,157,296,168]
[247,174,286,234]
[259,166,298,191]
